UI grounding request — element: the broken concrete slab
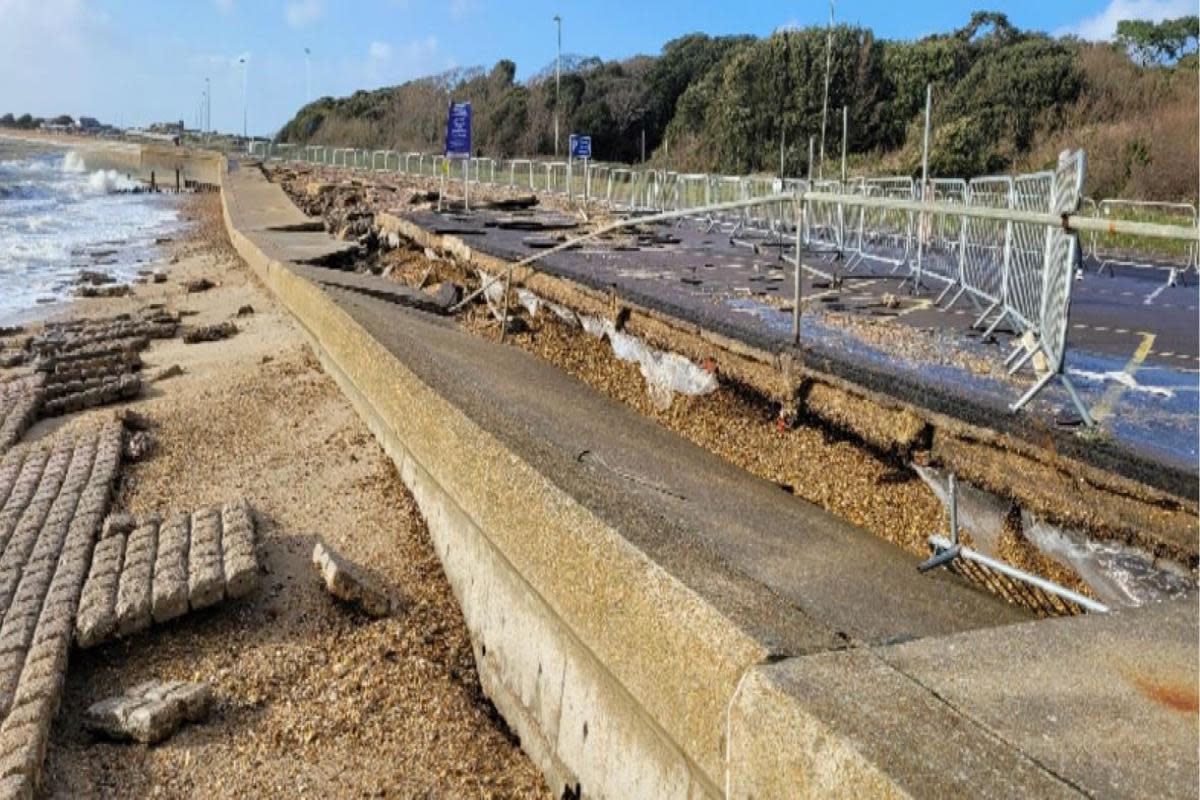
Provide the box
[182,322,237,345]
[84,681,213,744]
[76,501,258,648]
[312,539,391,617]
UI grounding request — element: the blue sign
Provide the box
[445,101,472,157]
[569,134,592,159]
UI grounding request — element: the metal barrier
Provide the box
[266,142,1198,423]
[1093,200,1198,287]
[921,178,968,301]
[846,177,914,271]
[920,474,1109,617]
[803,180,842,251]
[1008,151,1089,419]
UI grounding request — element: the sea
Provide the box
[0,138,183,325]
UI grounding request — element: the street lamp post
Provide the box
[239,56,248,142]
[818,0,834,179]
[305,48,312,104]
[553,14,562,157]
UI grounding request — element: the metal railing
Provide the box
[1091,199,1198,288]
[255,142,1197,421]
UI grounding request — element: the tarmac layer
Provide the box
[222,161,1199,799]
[396,206,1198,492]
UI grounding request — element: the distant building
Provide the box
[78,117,101,131]
[149,121,185,136]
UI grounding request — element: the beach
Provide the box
[3,185,547,796]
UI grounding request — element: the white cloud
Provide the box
[285,0,323,28]
[368,41,392,62]
[362,36,438,84]
[1057,0,1196,41]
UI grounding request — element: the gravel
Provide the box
[42,194,550,798]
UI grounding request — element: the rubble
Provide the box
[148,364,183,383]
[84,681,213,744]
[75,501,259,648]
[100,513,136,541]
[123,431,155,463]
[183,278,215,294]
[0,424,123,797]
[182,322,237,344]
[312,539,392,617]
[75,284,132,299]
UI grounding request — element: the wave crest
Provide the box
[86,169,138,194]
[62,151,87,174]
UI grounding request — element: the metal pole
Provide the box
[818,0,834,179]
[554,14,562,158]
[921,83,931,194]
[205,77,211,135]
[793,199,803,345]
[305,48,312,103]
[780,127,786,178]
[240,57,248,142]
[807,135,815,183]
[840,104,848,183]
[914,82,931,293]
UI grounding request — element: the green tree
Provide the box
[1116,16,1200,65]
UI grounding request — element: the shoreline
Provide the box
[0,138,190,330]
[2,193,549,796]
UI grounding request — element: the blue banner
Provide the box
[569,134,592,159]
[445,101,472,157]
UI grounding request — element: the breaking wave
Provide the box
[86,169,139,194]
[62,150,87,174]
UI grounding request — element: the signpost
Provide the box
[568,133,592,202]
[443,101,472,212]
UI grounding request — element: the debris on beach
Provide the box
[182,321,237,344]
[0,422,124,797]
[75,283,132,299]
[312,538,393,617]
[84,680,213,744]
[183,277,216,293]
[75,500,259,648]
[235,304,255,317]
[77,270,116,286]
[148,364,184,383]
[123,430,155,462]
[0,376,44,452]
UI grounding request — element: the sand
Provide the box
[35,194,549,798]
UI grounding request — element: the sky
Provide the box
[0,0,1193,137]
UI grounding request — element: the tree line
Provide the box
[275,11,1199,200]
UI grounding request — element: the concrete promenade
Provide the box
[220,160,1198,799]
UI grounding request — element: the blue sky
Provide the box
[0,0,1192,136]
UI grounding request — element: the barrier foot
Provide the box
[1059,374,1096,427]
[918,544,961,573]
[982,308,1013,339]
[1008,363,1094,426]
[941,286,967,310]
[1007,341,1041,376]
[934,281,958,307]
[972,301,1000,331]
[1009,370,1054,412]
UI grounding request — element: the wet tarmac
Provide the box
[400,208,1198,490]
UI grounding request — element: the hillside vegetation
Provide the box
[276,11,1198,201]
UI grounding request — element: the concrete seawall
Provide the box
[218,159,1198,799]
